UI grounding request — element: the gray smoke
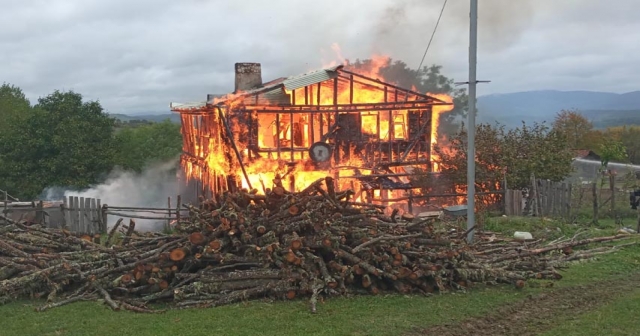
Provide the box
[42,158,188,231]
[371,0,538,64]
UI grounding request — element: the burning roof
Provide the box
[170,64,449,111]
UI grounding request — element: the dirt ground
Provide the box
[411,274,640,336]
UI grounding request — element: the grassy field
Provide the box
[1,217,639,336]
[541,290,640,336]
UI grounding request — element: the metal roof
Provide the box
[281,64,343,91]
[170,101,207,111]
[170,64,451,110]
[221,64,344,101]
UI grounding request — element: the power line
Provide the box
[416,0,448,73]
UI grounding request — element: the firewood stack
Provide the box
[0,176,633,313]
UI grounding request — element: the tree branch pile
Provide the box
[0,177,634,312]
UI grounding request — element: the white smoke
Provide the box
[42,158,189,231]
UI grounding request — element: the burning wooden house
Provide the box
[171,62,453,207]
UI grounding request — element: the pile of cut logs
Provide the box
[0,177,634,313]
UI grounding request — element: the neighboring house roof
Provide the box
[573,149,601,161]
[574,150,590,158]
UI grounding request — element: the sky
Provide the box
[0,0,637,115]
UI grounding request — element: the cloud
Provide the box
[0,0,638,114]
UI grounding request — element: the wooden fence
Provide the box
[1,194,187,235]
[104,195,185,232]
[504,189,524,216]
[62,195,186,234]
[62,196,106,234]
[529,178,572,220]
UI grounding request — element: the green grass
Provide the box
[484,216,628,241]
[1,290,528,336]
[541,289,640,336]
[1,217,639,336]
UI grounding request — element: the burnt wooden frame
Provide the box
[173,68,452,195]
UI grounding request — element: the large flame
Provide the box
[180,46,458,211]
[429,93,455,172]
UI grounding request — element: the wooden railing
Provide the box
[1,194,186,234]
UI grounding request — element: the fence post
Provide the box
[502,175,508,215]
[545,180,552,217]
[518,190,524,216]
[68,197,74,232]
[592,182,598,225]
[61,198,67,229]
[530,174,538,217]
[167,196,172,232]
[96,199,103,232]
[551,182,556,217]
[567,184,573,223]
[637,203,640,234]
[538,179,545,216]
[3,190,7,217]
[73,196,80,233]
[90,198,97,234]
[609,174,616,217]
[176,195,182,227]
[35,200,44,226]
[537,179,544,216]
[68,197,74,231]
[79,197,86,234]
[102,204,108,232]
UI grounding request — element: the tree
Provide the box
[0,90,117,198]
[113,120,182,172]
[604,126,640,165]
[421,121,574,192]
[597,136,628,170]
[551,109,602,150]
[35,91,117,188]
[0,84,34,194]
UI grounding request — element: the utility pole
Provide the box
[466,0,478,243]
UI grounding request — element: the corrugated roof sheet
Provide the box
[169,64,389,109]
[221,64,343,101]
[170,102,208,110]
[281,65,343,91]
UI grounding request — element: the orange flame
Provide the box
[429,93,455,172]
[181,45,459,211]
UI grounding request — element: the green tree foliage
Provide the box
[0,84,34,195]
[345,59,467,135]
[604,126,640,165]
[0,90,117,198]
[597,136,628,169]
[0,84,31,127]
[113,120,182,172]
[422,121,574,192]
[36,91,118,187]
[0,83,185,200]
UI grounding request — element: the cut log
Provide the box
[0,177,633,314]
[189,232,206,246]
[170,248,188,262]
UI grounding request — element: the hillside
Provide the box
[108,90,640,129]
[109,113,180,124]
[477,90,640,128]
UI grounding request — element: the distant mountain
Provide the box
[108,90,640,129]
[109,113,180,124]
[477,90,640,128]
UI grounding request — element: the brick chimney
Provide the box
[234,62,262,93]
